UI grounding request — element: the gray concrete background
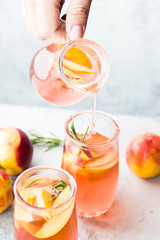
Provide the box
[0,0,160,116]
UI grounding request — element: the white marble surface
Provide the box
[0,104,160,240]
[0,0,160,116]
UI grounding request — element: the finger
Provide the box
[66,0,92,40]
[36,0,66,42]
[47,20,66,43]
[22,0,32,32]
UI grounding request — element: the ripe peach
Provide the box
[0,127,33,175]
[0,169,14,213]
[126,133,160,178]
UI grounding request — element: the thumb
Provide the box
[66,0,92,40]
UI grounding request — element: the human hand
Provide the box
[23,0,92,42]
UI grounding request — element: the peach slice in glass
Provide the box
[63,67,84,83]
[20,189,36,206]
[34,186,74,239]
[82,154,119,178]
[64,47,92,69]
[53,185,70,206]
[36,189,53,208]
[63,59,95,74]
[15,202,45,236]
[21,218,46,236]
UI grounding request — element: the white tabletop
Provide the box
[0,104,160,240]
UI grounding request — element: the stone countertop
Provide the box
[0,104,160,240]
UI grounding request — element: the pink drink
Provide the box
[62,111,119,217]
[14,167,78,240]
[30,40,109,105]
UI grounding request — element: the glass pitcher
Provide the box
[30,39,110,105]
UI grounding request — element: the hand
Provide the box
[23,0,92,42]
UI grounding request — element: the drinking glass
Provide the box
[14,167,78,240]
[62,110,120,217]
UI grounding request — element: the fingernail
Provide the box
[69,25,84,40]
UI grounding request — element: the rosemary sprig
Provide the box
[24,178,40,188]
[47,195,57,203]
[29,132,63,151]
[47,180,67,203]
[52,180,67,190]
[70,122,80,140]
[81,126,89,142]
[70,122,89,142]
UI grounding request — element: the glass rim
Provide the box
[58,38,110,94]
[65,110,120,148]
[14,166,77,213]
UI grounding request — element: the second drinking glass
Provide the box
[62,110,120,217]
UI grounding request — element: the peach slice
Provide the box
[22,218,46,236]
[53,185,70,206]
[63,58,95,74]
[85,151,116,169]
[34,186,74,239]
[74,149,92,167]
[63,67,84,83]
[73,148,93,167]
[64,47,92,69]
[78,155,119,179]
[64,150,118,178]
[36,189,53,208]
[64,150,90,168]
[20,189,36,206]
[15,201,45,235]
[79,149,92,161]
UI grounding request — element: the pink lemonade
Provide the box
[30,40,109,105]
[62,111,119,217]
[14,168,78,240]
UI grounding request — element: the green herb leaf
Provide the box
[70,122,80,140]
[81,126,89,142]
[70,122,89,142]
[24,178,40,188]
[29,132,63,151]
[47,195,57,203]
[47,180,67,203]
[54,180,67,190]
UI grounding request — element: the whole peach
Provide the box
[0,127,33,175]
[0,169,14,213]
[126,133,160,178]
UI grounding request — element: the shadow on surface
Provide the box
[79,194,134,233]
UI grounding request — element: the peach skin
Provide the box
[0,127,33,175]
[126,133,160,178]
[0,169,14,213]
